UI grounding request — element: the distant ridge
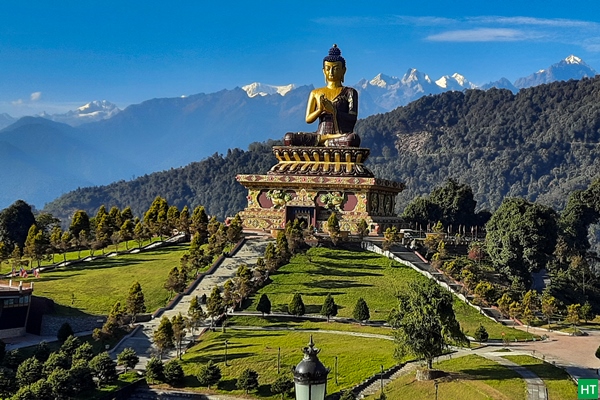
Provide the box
[44,76,600,225]
[1,55,598,210]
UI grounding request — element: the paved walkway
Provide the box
[480,352,547,400]
[111,233,271,368]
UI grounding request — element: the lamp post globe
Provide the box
[293,335,330,400]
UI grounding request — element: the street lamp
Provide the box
[224,340,229,366]
[293,335,330,400]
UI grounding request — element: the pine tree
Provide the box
[126,281,147,323]
[288,293,305,316]
[171,313,187,360]
[153,316,174,359]
[271,374,294,399]
[473,325,489,343]
[117,348,139,373]
[353,298,370,321]
[237,368,259,394]
[321,294,338,322]
[327,212,340,244]
[196,360,221,389]
[145,356,164,384]
[187,296,206,336]
[89,352,118,386]
[24,224,46,267]
[164,359,184,386]
[191,206,209,243]
[257,294,272,317]
[206,286,225,326]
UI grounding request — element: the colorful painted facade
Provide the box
[237,146,404,234]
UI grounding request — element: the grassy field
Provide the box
[228,315,393,336]
[247,247,533,340]
[368,354,527,400]
[180,329,396,397]
[502,355,577,400]
[24,244,189,315]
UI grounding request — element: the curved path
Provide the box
[480,353,547,400]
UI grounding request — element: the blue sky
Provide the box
[2,0,600,116]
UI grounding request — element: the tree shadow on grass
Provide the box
[510,362,571,381]
[218,378,238,391]
[313,265,383,277]
[306,280,373,290]
[184,351,255,365]
[459,365,520,381]
[257,383,275,397]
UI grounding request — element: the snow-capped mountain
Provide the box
[436,73,477,90]
[513,55,598,89]
[355,69,476,111]
[41,100,121,126]
[242,82,295,97]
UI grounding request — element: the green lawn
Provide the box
[16,237,164,269]
[24,244,189,315]
[180,329,396,397]
[247,248,532,340]
[368,354,527,400]
[502,355,577,400]
[228,315,393,336]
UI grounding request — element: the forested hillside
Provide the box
[44,76,600,222]
[358,75,600,212]
[44,142,276,222]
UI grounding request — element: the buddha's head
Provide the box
[323,44,346,84]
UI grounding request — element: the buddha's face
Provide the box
[323,61,346,84]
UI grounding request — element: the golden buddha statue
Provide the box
[284,44,361,147]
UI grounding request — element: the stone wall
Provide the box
[40,315,105,337]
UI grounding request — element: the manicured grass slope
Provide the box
[503,355,577,400]
[28,244,189,315]
[368,354,527,400]
[249,248,532,340]
[180,329,396,396]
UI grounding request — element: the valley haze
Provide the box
[0,55,598,211]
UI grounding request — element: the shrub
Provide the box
[473,325,489,343]
[237,368,259,394]
[145,357,164,384]
[164,360,184,386]
[196,360,221,389]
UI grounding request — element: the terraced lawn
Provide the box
[368,354,527,400]
[24,244,189,315]
[247,247,533,340]
[180,329,396,397]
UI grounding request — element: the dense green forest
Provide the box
[44,76,600,223]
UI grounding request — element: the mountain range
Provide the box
[0,55,597,211]
[43,75,600,226]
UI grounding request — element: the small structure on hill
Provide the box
[0,280,33,339]
[237,45,404,234]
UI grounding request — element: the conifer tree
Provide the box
[353,298,370,322]
[187,295,206,336]
[153,316,174,359]
[257,294,271,317]
[321,294,338,322]
[206,286,225,326]
[288,293,305,316]
[126,281,147,323]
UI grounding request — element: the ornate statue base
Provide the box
[237,146,404,234]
